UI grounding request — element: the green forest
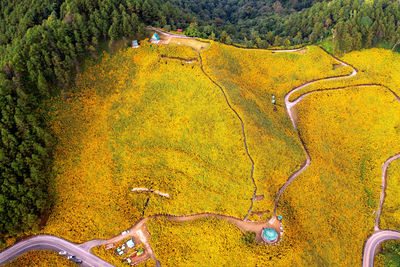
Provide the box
[1,0,400,255]
[174,0,400,53]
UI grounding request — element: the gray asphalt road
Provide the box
[272,51,357,216]
[374,153,400,231]
[362,230,400,267]
[0,235,112,267]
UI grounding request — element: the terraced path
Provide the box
[1,35,400,267]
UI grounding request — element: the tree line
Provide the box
[174,0,400,54]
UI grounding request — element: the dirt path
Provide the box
[104,213,275,254]
[197,53,257,221]
[160,55,198,63]
[146,27,191,39]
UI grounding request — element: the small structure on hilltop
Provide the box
[132,40,139,48]
[261,227,279,244]
[150,33,160,44]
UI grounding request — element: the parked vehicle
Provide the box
[116,247,124,256]
[72,258,82,264]
[67,255,75,259]
[58,251,67,255]
[136,248,144,256]
[122,230,130,236]
[123,257,132,264]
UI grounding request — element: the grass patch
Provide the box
[376,240,400,267]
[319,37,334,54]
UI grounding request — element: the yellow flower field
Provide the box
[201,42,353,219]
[6,41,400,266]
[44,42,254,243]
[287,85,400,265]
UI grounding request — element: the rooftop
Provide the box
[262,227,278,243]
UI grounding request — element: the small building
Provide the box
[150,33,160,44]
[177,29,182,33]
[277,215,283,220]
[261,227,279,243]
[132,40,139,48]
[126,238,135,248]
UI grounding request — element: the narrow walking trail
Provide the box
[361,152,400,267]
[197,53,257,221]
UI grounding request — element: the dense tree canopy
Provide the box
[173,0,400,52]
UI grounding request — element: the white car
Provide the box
[67,255,75,260]
[59,251,67,255]
[121,230,130,236]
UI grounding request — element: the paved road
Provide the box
[362,230,400,267]
[272,52,357,215]
[0,235,112,267]
[270,47,400,266]
[374,153,400,231]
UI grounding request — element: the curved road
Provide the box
[0,235,110,267]
[374,153,400,231]
[363,230,400,267]
[270,48,400,266]
[272,53,356,215]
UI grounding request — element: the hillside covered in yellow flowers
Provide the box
[3,38,400,266]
